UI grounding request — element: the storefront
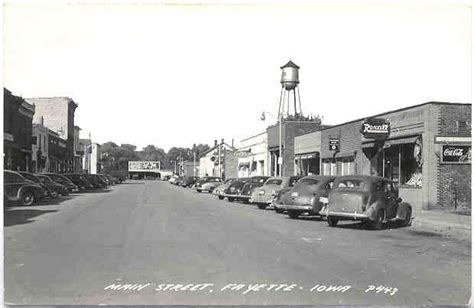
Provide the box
[237,132,268,177]
[294,131,321,175]
[359,102,471,213]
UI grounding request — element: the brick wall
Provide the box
[436,104,471,210]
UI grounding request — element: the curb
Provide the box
[411,217,471,241]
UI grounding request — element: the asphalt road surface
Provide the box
[4,180,471,305]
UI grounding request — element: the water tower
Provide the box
[278,60,303,119]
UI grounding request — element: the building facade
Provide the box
[314,102,471,214]
[236,132,268,177]
[25,96,78,173]
[266,120,322,176]
[4,89,35,172]
[198,141,235,178]
[294,130,321,176]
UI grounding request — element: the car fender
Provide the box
[366,200,383,221]
[18,185,41,199]
[396,202,412,220]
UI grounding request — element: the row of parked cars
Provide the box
[171,174,413,230]
[4,170,123,207]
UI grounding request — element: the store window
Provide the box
[382,140,422,188]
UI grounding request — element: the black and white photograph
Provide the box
[2,0,472,306]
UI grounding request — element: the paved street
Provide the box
[4,180,471,306]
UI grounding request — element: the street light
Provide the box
[261,111,283,177]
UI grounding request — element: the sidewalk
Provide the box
[411,210,471,241]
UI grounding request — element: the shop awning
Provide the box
[384,136,419,147]
[362,142,376,149]
[321,151,355,159]
[295,152,318,160]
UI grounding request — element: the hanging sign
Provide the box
[329,138,340,152]
[361,118,390,139]
[442,145,471,164]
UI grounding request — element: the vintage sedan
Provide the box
[223,177,251,202]
[322,175,412,229]
[4,171,45,206]
[182,176,200,188]
[18,171,55,199]
[36,174,70,197]
[196,177,222,193]
[281,175,336,219]
[43,173,80,192]
[238,176,270,204]
[251,176,302,209]
[213,178,236,199]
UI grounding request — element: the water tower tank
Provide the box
[280,60,300,90]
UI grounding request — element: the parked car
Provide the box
[17,171,55,199]
[43,173,80,192]
[237,176,270,203]
[169,175,179,185]
[223,177,251,202]
[35,174,69,197]
[195,176,221,192]
[213,178,236,199]
[282,175,336,219]
[175,176,185,187]
[107,170,128,183]
[63,173,94,190]
[250,176,303,209]
[181,176,200,188]
[4,171,45,206]
[197,177,222,193]
[321,175,412,229]
[99,173,115,186]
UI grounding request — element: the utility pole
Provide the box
[193,151,196,177]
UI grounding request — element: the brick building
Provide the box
[25,96,78,173]
[266,119,322,176]
[314,102,471,214]
[4,89,35,171]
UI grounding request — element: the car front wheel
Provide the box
[399,208,412,227]
[327,217,338,227]
[257,204,267,210]
[21,190,35,206]
[228,197,234,202]
[218,196,224,200]
[50,190,59,198]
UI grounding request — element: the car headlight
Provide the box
[291,192,298,198]
[259,190,265,195]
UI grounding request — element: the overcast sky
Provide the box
[3,1,471,151]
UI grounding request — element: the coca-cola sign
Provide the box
[442,145,471,163]
[360,118,390,139]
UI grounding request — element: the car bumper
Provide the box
[285,204,313,211]
[325,210,369,220]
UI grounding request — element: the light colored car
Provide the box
[198,178,222,193]
[168,175,179,184]
[250,176,302,209]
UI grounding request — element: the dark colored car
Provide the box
[282,175,336,219]
[17,171,55,199]
[223,177,251,202]
[195,176,221,192]
[100,173,116,185]
[182,176,200,188]
[35,174,69,197]
[175,176,185,186]
[250,176,303,209]
[63,173,94,190]
[84,174,107,188]
[4,171,45,206]
[322,175,412,229]
[213,178,236,199]
[43,173,80,192]
[237,176,270,203]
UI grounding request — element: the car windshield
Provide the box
[265,179,282,185]
[21,173,40,183]
[297,178,320,186]
[336,179,365,189]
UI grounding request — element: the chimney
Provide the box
[214,140,217,146]
[232,139,234,147]
[221,138,224,145]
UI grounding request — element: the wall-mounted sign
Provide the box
[128,161,161,172]
[442,145,471,164]
[329,138,340,152]
[360,118,390,139]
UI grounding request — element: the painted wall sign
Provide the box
[360,118,390,139]
[329,138,340,152]
[442,145,471,164]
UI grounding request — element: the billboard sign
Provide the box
[128,161,161,172]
